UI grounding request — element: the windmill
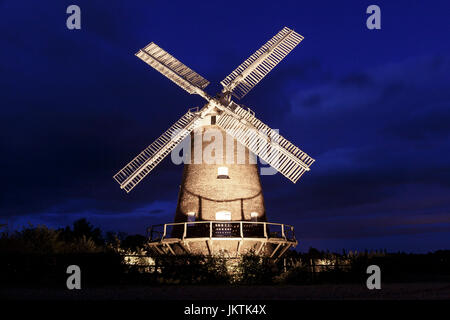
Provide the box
[114,27,315,260]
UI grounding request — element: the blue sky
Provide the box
[1,0,450,252]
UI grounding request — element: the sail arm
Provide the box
[113,110,200,193]
[220,27,304,99]
[217,103,314,183]
[136,42,210,99]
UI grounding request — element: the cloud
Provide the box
[258,55,450,250]
[6,200,174,235]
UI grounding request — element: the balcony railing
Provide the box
[147,221,296,242]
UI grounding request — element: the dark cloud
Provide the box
[338,73,372,87]
[259,54,450,252]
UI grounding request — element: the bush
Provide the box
[154,254,231,285]
[235,251,278,285]
[0,251,125,288]
[0,221,124,287]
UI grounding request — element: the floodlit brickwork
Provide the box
[174,123,266,223]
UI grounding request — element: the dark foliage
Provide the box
[278,247,450,285]
[1,221,450,287]
[153,254,231,285]
[121,234,147,252]
[0,252,124,288]
[58,218,104,246]
[236,251,278,285]
[0,220,124,288]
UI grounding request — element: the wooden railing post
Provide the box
[210,221,212,239]
[148,226,152,240]
[240,221,243,238]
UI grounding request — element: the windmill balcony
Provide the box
[146,221,297,260]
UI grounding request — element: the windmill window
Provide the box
[217,166,229,179]
[211,116,216,125]
[187,211,196,223]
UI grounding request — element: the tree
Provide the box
[121,234,147,251]
[58,218,104,245]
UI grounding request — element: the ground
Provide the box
[1,283,449,300]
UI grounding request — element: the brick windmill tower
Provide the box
[114,27,315,260]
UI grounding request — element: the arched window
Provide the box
[217,166,229,179]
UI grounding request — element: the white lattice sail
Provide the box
[217,102,314,183]
[114,110,200,193]
[136,42,210,95]
[115,26,314,193]
[221,27,304,99]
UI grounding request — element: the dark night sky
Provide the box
[1,1,449,253]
